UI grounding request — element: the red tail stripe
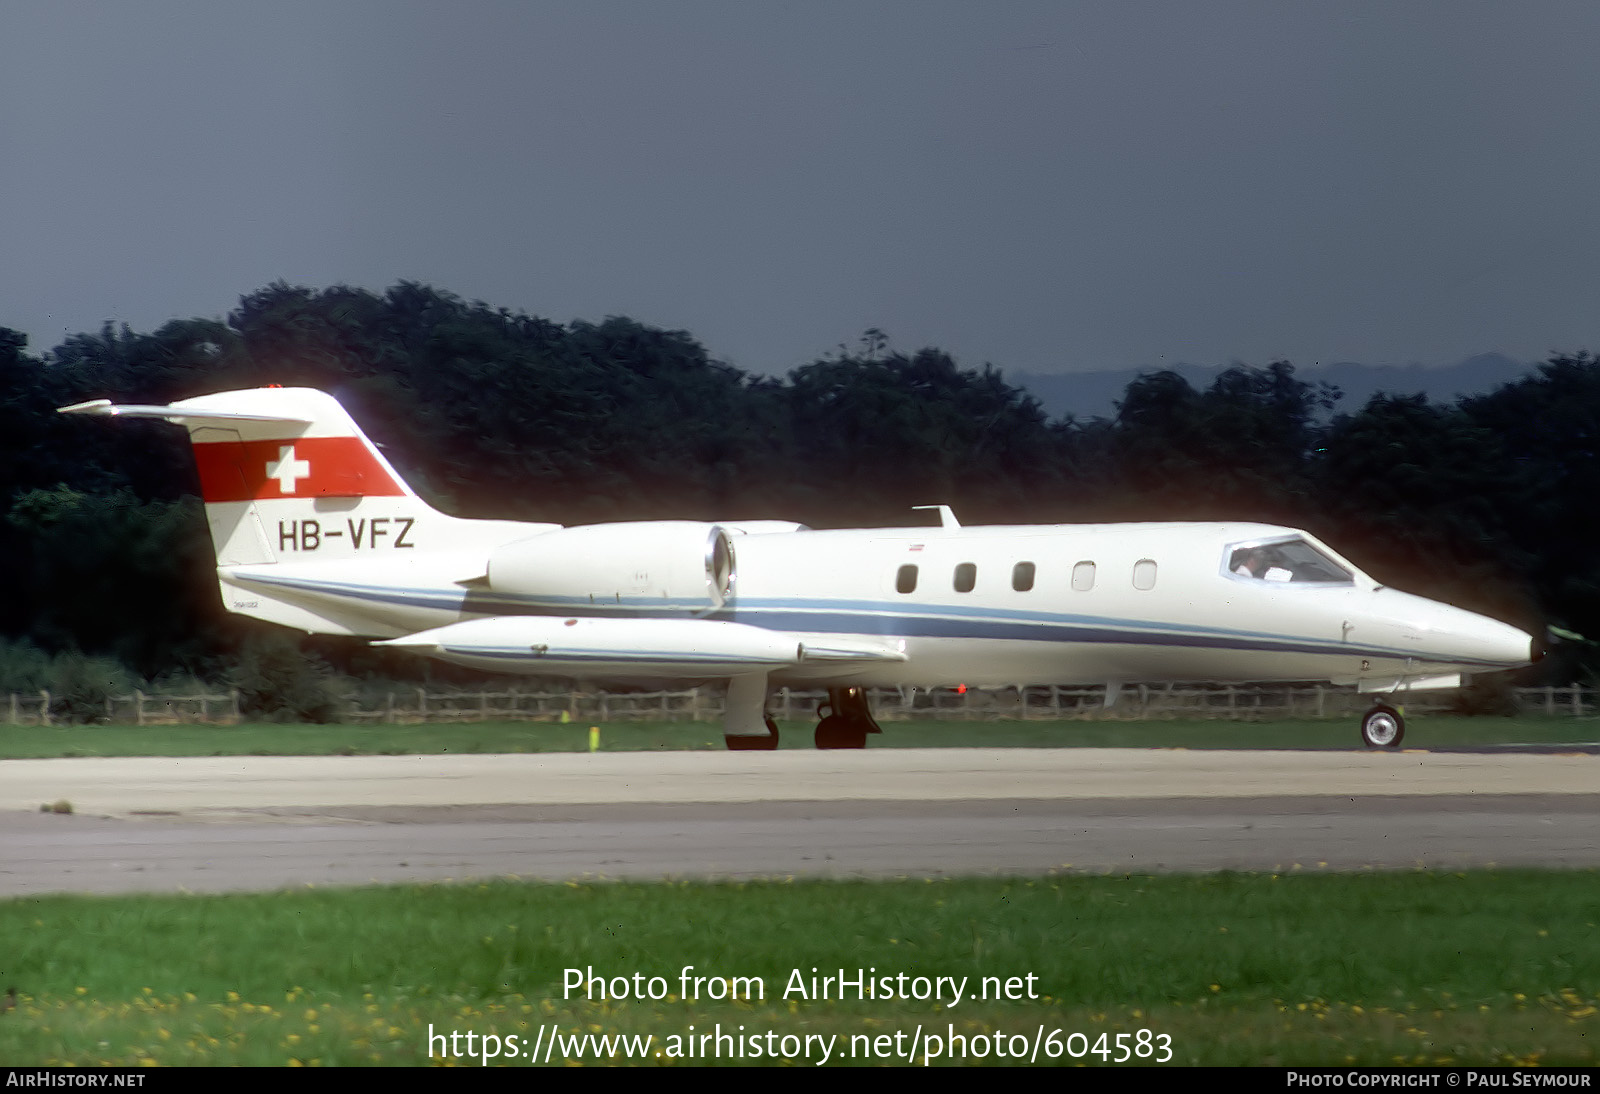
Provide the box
[192,437,406,503]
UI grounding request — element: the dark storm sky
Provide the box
[4,1,1598,375]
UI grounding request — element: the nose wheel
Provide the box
[1360,704,1404,749]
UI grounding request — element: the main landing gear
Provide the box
[1360,703,1405,749]
[719,679,882,751]
[814,686,882,749]
[723,674,780,749]
[726,716,780,751]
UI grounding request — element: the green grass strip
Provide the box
[0,714,1595,758]
[2,872,1596,1065]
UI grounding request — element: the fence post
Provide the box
[39,681,1449,727]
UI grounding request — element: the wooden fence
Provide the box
[3,684,1594,726]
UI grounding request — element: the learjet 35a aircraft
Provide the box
[61,386,1535,750]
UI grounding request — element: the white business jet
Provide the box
[61,386,1535,750]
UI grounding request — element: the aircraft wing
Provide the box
[375,615,905,678]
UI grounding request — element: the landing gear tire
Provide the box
[726,717,780,751]
[812,688,878,749]
[815,714,868,750]
[1361,704,1404,749]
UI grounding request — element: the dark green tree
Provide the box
[1103,361,1336,522]
[785,347,1060,525]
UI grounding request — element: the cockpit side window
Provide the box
[1225,537,1353,585]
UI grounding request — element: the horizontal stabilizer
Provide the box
[62,387,420,504]
[59,398,311,425]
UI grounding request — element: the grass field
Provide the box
[1,872,1596,1066]
[1,713,1596,758]
[5,716,1596,1066]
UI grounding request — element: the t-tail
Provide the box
[60,387,548,635]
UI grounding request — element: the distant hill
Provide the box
[1006,353,1535,421]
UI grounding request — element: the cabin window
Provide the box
[953,562,977,593]
[1226,536,1354,585]
[1012,561,1036,592]
[1071,560,1096,592]
[1133,559,1157,590]
[896,564,918,594]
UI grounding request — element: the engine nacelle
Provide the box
[486,521,735,608]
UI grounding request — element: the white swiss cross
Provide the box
[265,445,312,494]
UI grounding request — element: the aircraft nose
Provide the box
[1404,597,1536,669]
[1373,590,1537,670]
[1465,612,1538,669]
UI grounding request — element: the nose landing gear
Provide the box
[1360,703,1405,749]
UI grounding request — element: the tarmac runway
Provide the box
[2,748,1596,896]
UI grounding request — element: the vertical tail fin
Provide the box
[60,387,466,566]
[62,386,556,638]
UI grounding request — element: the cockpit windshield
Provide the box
[1225,536,1353,585]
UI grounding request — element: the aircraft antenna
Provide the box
[912,504,961,529]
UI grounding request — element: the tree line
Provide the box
[2,281,1595,716]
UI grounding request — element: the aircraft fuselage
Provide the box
[63,385,1536,749]
[219,519,1531,695]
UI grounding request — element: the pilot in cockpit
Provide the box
[1233,547,1293,582]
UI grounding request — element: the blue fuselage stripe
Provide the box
[230,573,1495,668]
